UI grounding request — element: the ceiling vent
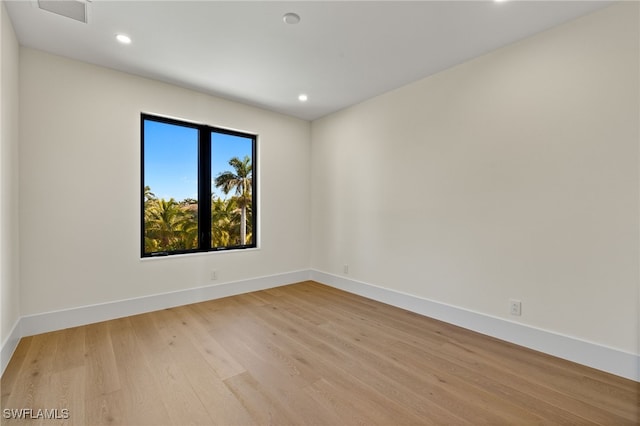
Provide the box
[37,0,89,24]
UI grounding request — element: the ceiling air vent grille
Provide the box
[38,0,88,24]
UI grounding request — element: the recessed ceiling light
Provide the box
[298,94,308,102]
[283,13,301,25]
[116,34,132,44]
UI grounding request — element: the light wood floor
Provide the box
[1,281,638,425]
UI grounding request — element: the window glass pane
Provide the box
[143,120,199,254]
[211,132,254,248]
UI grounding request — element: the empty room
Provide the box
[1,0,638,424]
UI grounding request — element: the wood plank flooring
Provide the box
[1,281,638,425]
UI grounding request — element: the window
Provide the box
[141,114,256,257]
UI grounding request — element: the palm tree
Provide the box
[144,185,156,203]
[145,198,196,251]
[143,186,160,252]
[211,196,233,247]
[214,156,252,245]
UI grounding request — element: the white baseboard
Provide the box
[311,270,640,382]
[3,269,638,383]
[1,318,21,376]
[20,270,311,337]
[1,270,310,376]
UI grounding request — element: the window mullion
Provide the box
[198,128,212,250]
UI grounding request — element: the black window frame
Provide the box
[141,113,257,258]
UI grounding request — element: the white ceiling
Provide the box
[6,0,612,121]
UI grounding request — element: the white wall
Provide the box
[18,48,311,316]
[1,1,20,354]
[311,3,639,355]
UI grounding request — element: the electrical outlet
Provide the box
[211,270,218,281]
[509,299,522,316]
[343,264,349,274]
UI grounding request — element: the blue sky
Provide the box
[144,120,253,201]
